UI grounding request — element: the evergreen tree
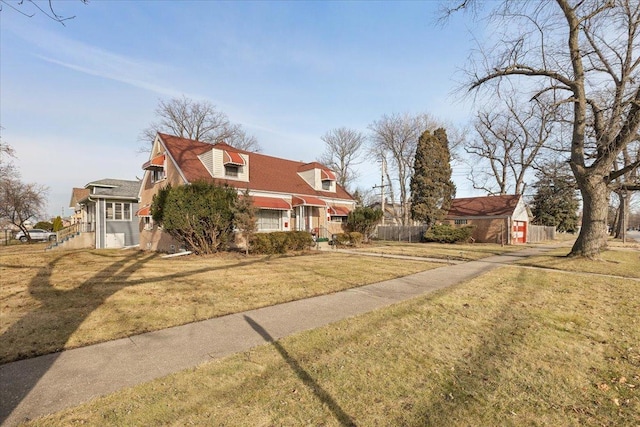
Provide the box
[410,128,456,227]
[151,181,237,254]
[52,216,64,232]
[346,206,383,242]
[234,188,257,255]
[531,162,579,232]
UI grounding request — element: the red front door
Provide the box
[513,221,527,244]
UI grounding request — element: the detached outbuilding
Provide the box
[444,194,530,245]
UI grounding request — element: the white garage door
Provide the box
[106,233,125,248]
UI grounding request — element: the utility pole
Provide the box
[372,157,389,225]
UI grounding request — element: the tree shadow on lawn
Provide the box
[244,315,357,427]
[414,269,548,426]
[0,250,267,424]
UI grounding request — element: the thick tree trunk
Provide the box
[570,174,610,257]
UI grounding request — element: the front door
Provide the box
[512,221,526,244]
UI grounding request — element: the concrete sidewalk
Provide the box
[0,245,558,426]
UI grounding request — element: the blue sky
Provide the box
[1,0,483,218]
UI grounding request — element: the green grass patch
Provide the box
[27,265,640,426]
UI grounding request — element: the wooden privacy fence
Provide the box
[528,225,555,243]
[375,225,429,242]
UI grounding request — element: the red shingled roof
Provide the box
[157,133,353,201]
[447,195,521,218]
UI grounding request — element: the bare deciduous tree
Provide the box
[140,96,261,152]
[612,140,640,237]
[0,178,49,240]
[318,127,365,191]
[368,113,441,225]
[0,138,17,183]
[466,95,555,195]
[449,0,640,257]
[0,0,88,25]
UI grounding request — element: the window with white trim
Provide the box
[106,202,133,221]
[454,219,468,225]
[257,209,281,231]
[143,216,154,231]
[151,168,165,183]
[225,165,239,177]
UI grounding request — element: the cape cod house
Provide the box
[137,133,356,252]
[444,194,531,244]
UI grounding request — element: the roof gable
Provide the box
[84,179,142,199]
[447,195,522,218]
[70,188,90,207]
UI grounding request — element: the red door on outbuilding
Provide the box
[513,221,527,244]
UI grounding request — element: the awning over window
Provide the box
[251,196,292,210]
[136,206,151,217]
[223,150,246,166]
[142,154,165,170]
[321,169,336,181]
[328,206,350,216]
[292,196,327,207]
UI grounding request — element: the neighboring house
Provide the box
[66,179,141,249]
[138,133,356,252]
[69,187,90,225]
[444,194,531,244]
[368,201,419,226]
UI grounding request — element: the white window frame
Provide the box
[106,202,133,221]
[151,168,165,183]
[225,164,240,178]
[257,209,281,231]
[143,216,154,231]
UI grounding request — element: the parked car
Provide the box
[14,229,57,243]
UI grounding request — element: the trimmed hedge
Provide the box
[424,224,475,244]
[251,231,314,254]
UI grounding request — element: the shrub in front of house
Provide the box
[251,231,314,254]
[348,232,363,246]
[333,233,350,246]
[333,232,363,247]
[288,231,315,251]
[251,233,273,254]
[424,224,475,244]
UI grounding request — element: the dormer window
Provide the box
[223,150,245,179]
[225,164,239,177]
[321,169,335,191]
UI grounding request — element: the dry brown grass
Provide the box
[515,245,640,278]
[28,262,640,426]
[0,245,438,364]
[352,241,524,260]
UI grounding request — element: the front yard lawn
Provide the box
[26,252,640,426]
[0,246,438,363]
[352,240,527,260]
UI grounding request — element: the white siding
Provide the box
[513,198,530,222]
[198,150,214,176]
